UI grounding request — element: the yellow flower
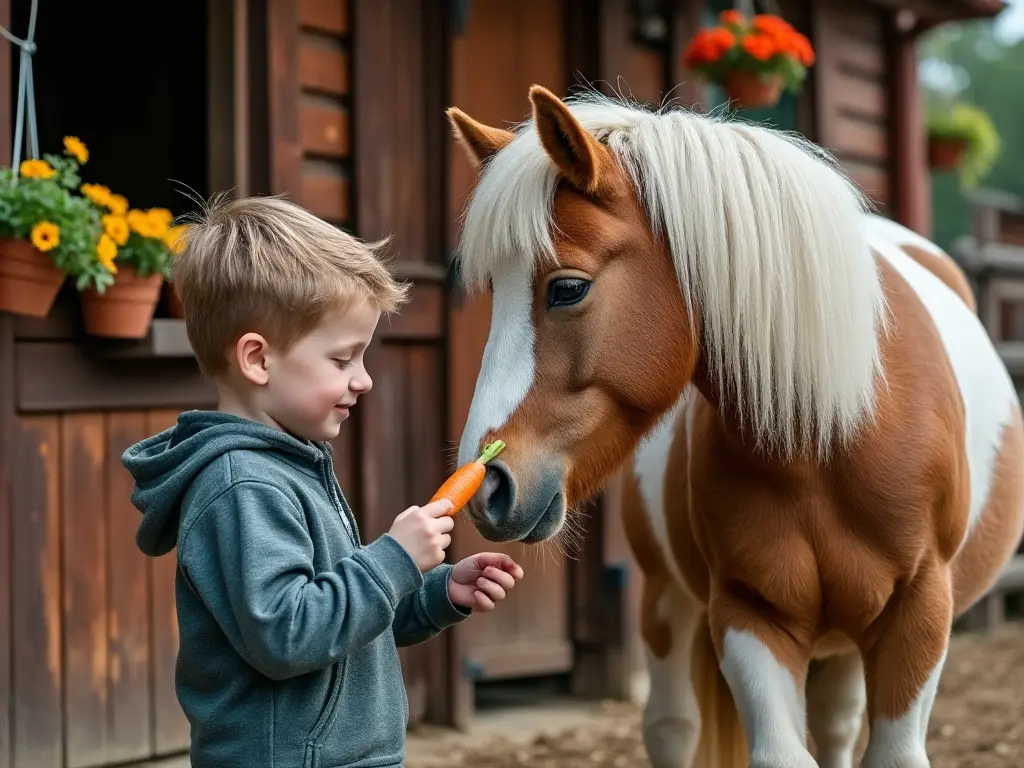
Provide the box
[127,208,168,239]
[150,208,173,227]
[164,224,188,254]
[81,183,112,208]
[102,214,130,246]
[107,194,128,215]
[63,136,89,164]
[96,233,118,274]
[30,221,60,252]
[20,159,55,179]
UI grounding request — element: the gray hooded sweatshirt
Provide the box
[123,410,471,768]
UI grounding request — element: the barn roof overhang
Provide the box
[873,0,1007,35]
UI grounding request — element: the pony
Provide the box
[445,85,1024,768]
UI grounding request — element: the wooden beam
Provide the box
[15,344,216,414]
[889,12,931,234]
[0,0,14,760]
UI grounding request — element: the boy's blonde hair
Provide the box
[172,194,409,377]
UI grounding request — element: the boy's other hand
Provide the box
[448,553,524,611]
[389,500,455,571]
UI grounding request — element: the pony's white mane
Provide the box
[455,91,887,457]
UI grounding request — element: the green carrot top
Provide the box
[477,440,506,464]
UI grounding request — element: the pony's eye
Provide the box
[547,277,591,309]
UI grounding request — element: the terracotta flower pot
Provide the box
[928,136,967,172]
[0,237,66,317]
[723,70,783,110]
[81,266,164,338]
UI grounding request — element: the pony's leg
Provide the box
[859,561,952,768]
[641,580,703,768]
[710,593,818,768]
[806,652,866,768]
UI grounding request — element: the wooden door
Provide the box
[446,0,574,697]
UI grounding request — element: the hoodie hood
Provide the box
[123,410,324,557]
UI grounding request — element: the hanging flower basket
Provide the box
[0,236,66,317]
[925,102,1000,188]
[723,70,784,110]
[80,265,164,338]
[76,184,187,336]
[682,10,815,110]
[0,137,107,318]
[927,137,967,172]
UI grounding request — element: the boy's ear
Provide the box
[236,332,270,386]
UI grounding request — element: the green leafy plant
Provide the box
[927,102,1001,188]
[0,138,115,291]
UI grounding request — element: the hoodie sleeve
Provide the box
[391,563,472,647]
[178,479,424,680]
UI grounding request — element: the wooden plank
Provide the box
[61,414,110,768]
[378,283,444,341]
[405,346,450,724]
[830,115,888,164]
[837,34,886,79]
[0,1,12,758]
[835,72,887,121]
[300,97,350,158]
[832,2,884,43]
[300,162,349,222]
[299,0,347,35]
[145,411,190,755]
[844,160,891,208]
[352,0,430,261]
[358,344,407,540]
[467,640,574,680]
[105,413,152,763]
[11,417,62,768]
[268,0,303,196]
[15,344,215,413]
[299,40,348,96]
[0,317,13,768]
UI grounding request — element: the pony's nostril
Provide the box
[481,462,514,522]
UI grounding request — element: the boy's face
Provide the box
[263,298,381,441]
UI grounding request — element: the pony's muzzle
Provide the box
[465,460,517,542]
[465,458,565,543]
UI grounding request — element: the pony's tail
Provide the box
[692,611,749,767]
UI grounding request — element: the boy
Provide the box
[122,195,523,768]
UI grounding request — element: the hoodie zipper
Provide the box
[316,448,359,546]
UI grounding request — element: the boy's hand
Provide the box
[388,500,455,571]
[448,553,524,611]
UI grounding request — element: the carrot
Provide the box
[430,440,506,515]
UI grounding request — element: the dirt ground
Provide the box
[408,624,1024,767]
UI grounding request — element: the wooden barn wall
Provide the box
[812,0,893,213]
[1,0,12,762]
[266,0,452,727]
[7,412,191,768]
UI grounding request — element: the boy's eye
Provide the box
[333,358,352,370]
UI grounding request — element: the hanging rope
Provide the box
[0,0,39,175]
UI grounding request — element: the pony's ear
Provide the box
[529,85,611,196]
[446,107,515,166]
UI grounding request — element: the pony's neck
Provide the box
[689,352,823,470]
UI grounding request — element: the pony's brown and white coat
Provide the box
[449,87,1024,768]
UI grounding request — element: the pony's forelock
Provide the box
[454,90,887,458]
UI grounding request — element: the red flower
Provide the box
[683,27,737,68]
[742,33,778,61]
[719,9,745,27]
